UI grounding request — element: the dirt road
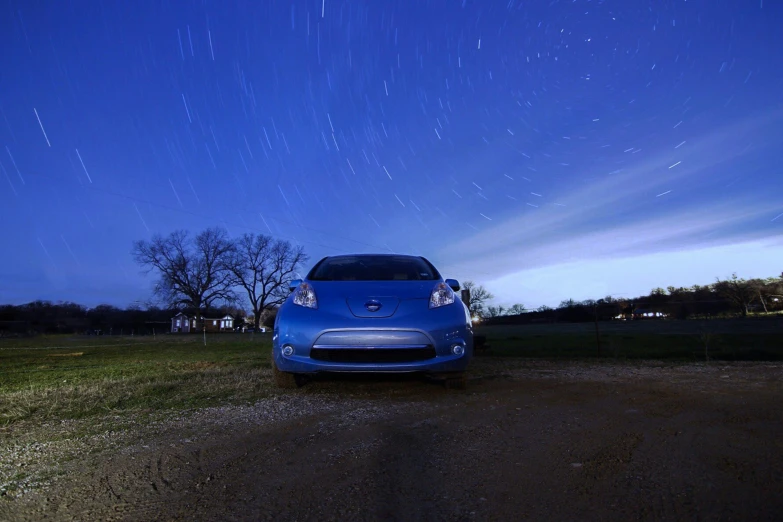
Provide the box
[2,360,782,521]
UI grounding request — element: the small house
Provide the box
[171,313,235,333]
[632,309,667,320]
[203,315,234,332]
[171,312,196,333]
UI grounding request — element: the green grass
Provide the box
[2,319,780,428]
[0,334,273,427]
[476,319,783,361]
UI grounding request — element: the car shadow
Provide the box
[299,371,443,394]
[368,423,449,520]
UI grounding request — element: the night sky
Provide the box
[1,0,781,310]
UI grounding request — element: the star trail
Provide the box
[1,0,781,308]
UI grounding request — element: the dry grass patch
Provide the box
[0,335,273,427]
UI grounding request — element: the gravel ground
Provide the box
[1,359,781,521]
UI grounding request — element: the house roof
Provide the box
[172,313,235,320]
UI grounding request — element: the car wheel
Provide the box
[444,372,468,390]
[271,352,300,389]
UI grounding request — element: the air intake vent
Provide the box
[310,347,436,363]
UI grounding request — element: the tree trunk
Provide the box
[759,291,768,313]
[194,309,204,332]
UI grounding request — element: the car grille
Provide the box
[310,347,436,363]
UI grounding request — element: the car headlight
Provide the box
[293,281,318,309]
[429,282,456,309]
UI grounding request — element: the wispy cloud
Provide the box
[438,106,783,279]
[483,238,783,309]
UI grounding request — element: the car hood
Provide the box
[307,280,438,300]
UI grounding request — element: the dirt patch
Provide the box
[1,360,781,521]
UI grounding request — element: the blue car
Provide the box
[271,254,474,389]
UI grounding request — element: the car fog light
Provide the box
[282,345,294,357]
[451,344,465,356]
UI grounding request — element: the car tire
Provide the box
[444,372,468,390]
[271,352,299,389]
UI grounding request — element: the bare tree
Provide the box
[508,303,526,315]
[762,275,783,311]
[750,276,783,313]
[228,233,308,330]
[486,305,505,318]
[462,281,494,317]
[132,227,235,326]
[714,273,756,317]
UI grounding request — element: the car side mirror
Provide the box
[445,279,460,292]
[288,279,302,292]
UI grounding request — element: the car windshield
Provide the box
[308,256,439,281]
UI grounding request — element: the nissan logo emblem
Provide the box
[365,300,382,312]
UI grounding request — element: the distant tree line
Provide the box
[460,281,526,319]
[2,237,778,336]
[0,227,307,337]
[479,272,783,325]
[0,301,266,337]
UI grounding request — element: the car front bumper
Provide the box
[272,303,473,374]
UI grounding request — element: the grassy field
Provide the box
[475,317,783,361]
[0,333,273,427]
[1,318,780,428]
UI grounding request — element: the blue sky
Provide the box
[1,0,781,310]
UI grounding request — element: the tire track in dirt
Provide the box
[2,365,782,521]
